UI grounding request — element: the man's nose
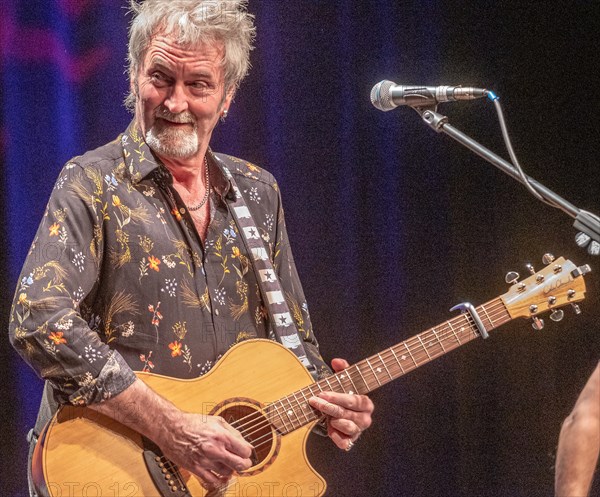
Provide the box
[163,82,189,114]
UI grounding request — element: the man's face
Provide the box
[133,34,233,161]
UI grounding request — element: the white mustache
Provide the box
[155,107,195,124]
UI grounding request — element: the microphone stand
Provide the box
[414,106,600,254]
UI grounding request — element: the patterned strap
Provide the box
[214,155,317,378]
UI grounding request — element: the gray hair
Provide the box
[125,0,256,110]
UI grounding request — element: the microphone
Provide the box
[371,80,489,111]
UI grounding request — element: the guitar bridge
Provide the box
[142,436,191,497]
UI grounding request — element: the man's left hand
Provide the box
[308,358,374,451]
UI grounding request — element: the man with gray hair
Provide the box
[10,1,374,495]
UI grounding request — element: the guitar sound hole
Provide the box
[217,403,276,470]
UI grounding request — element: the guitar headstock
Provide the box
[501,256,591,327]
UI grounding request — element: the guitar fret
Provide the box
[291,391,310,424]
[390,347,405,374]
[340,370,359,394]
[404,342,419,367]
[378,353,393,381]
[448,321,462,345]
[271,401,290,433]
[299,389,318,423]
[333,373,347,394]
[416,335,432,360]
[282,396,301,429]
[298,389,308,401]
[354,364,370,392]
[463,317,478,338]
[310,382,324,395]
[433,328,446,352]
[365,358,382,387]
[480,304,494,329]
[323,377,334,392]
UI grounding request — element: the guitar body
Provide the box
[34,339,327,497]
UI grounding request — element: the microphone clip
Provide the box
[416,107,449,133]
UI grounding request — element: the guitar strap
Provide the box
[213,153,318,380]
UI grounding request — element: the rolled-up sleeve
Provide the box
[8,161,136,406]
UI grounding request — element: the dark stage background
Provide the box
[1,1,599,496]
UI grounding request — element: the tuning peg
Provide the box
[571,304,582,315]
[542,253,555,265]
[531,317,545,331]
[505,271,520,285]
[526,263,536,275]
[575,232,591,248]
[550,309,565,322]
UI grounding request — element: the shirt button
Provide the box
[180,208,186,214]
[214,309,220,316]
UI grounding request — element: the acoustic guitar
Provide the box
[32,256,591,497]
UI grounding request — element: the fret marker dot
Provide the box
[376,367,382,373]
[401,355,407,361]
[340,374,346,379]
[287,410,293,416]
[460,328,465,332]
[349,391,354,395]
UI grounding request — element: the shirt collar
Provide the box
[120,120,161,184]
[120,120,233,199]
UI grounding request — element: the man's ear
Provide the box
[223,85,236,111]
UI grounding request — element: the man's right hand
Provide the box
[89,378,253,488]
[158,412,254,487]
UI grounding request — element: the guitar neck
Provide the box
[267,297,511,434]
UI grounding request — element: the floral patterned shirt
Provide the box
[9,121,328,407]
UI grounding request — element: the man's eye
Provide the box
[151,73,168,85]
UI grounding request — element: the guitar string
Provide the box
[234,300,506,435]
[162,300,510,488]
[234,303,512,455]
[230,301,508,441]
[232,320,500,452]
[158,457,187,488]
[229,301,509,446]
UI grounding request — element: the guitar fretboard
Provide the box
[266,297,511,434]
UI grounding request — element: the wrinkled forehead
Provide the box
[138,29,226,72]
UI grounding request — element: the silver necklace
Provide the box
[187,157,210,212]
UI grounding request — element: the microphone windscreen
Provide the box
[370,80,396,112]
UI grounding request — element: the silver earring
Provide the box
[220,109,229,122]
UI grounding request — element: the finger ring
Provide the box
[345,440,354,452]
